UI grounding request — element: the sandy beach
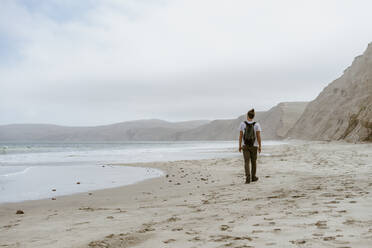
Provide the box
[1,141,372,248]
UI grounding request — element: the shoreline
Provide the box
[0,140,244,204]
[1,141,372,247]
[0,165,165,204]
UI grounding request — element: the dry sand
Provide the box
[1,141,372,248]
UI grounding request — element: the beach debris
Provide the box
[52,189,56,191]
[88,193,93,195]
[51,197,56,200]
[220,225,230,231]
[16,210,24,214]
[106,216,114,219]
[76,182,81,184]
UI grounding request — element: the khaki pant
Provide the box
[242,145,258,179]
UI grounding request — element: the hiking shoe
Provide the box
[252,176,259,182]
[245,177,251,184]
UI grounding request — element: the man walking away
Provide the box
[239,109,262,184]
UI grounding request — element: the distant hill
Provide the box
[173,102,307,141]
[289,43,372,142]
[170,112,262,141]
[0,102,308,142]
[258,102,309,140]
[0,120,210,142]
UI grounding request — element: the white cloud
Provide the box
[0,0,372,125]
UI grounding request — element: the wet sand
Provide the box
[1,141,372,248]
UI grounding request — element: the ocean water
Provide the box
[0,141,285,203]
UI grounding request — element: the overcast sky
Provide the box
[0,0,371,126]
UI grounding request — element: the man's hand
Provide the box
[258,146,262,153]
[239,146,242,153]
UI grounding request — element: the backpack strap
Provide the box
[244,121,255,126]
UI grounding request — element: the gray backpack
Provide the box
[244,121,256,147]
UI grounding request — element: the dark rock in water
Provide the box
[76,182,81,184]
[52,197,56,200]
[52,189,56,191]
[88,193,93,195]
[16,210,24,214]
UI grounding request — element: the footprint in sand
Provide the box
[73,221,90,226]
[2,223,19,229]
[312,233,323,237]
[209,234,252,242]
[171,227,183,231]
[167,216,181,222]
[188,236,202,242]
[323,236,336,241]
[163,239,176,243]
[315,220,328,229]
[266,242,276,246]
[290,239,306,245]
